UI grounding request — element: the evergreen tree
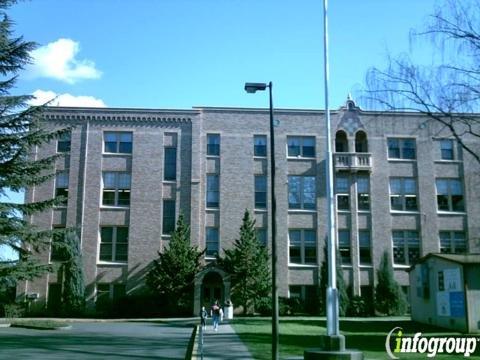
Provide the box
[319,244,349,316]
[0,0,69,291]
[61,229,85,316]
[375,251,407,315]
[146,214,203,314]
[219,210,270,315]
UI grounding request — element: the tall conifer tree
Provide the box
[146,214,204,314]
[219,210,270,314]
[0,0,68,291]
[61,229,85,316]
[375,251,407,315]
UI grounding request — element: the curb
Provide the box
[10,324,72,330]
[185,324,198,360]
[191,326,201,360]
[0,323,11,328]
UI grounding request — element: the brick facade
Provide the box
[19,100,480,314]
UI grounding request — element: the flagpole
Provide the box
[323,0,339,337]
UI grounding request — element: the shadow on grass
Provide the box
[279,318,464,335]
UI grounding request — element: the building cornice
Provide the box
[43,106,197,123]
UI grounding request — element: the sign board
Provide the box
[443,268,462,292]
[437,292,450,317]
[449,291,465,318]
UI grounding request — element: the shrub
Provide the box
[375,251,408,315]
[4,303,25,318]
[255,297,271,316]
[347,296,370,317]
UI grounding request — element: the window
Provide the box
[55,171,69,206]
[104,132,132,154]
[96,284,110,308]
[288,176,316,209]
[392,230,420,265]
[102,172,131,206]
[164,147,177,181]
[206,175,219,208]
[96,283,126,308]
[255,175,267,209]
[162,200,175,235]
[440,139,454,160]
[436,179,464,212]
[335,175,350,211]
[57,132,71,153]
[357,176,370,211]
[288,229,316,265]
[254,135,267,157]
[288,285,318,309]
[440,231,467,254]
[287,136,315,158]
[206,227,219,257]
[289,285,302,298]
[359,230,371,265]
[338,230,351,265]
[355,131,368,153]
[387,138,416,159]
[207,134,220,156]
[256,228,267,246]
[335,130,348,152]
[99,226,129,262]
[389,178,418,211]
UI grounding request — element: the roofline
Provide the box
[41,105,480,118]
[43,106,200,115]
[408,253,480,270]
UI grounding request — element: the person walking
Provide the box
[200,306,208,330]
[210,300,221,331]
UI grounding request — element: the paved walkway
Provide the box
[197,322,253,359]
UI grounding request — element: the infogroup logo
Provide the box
[385,327,479,358]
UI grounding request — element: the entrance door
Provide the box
[201,271,223,308]
[47,283,62,316]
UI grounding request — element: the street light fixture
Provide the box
[244,81,279,360]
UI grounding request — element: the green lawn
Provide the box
[230,317,480,359]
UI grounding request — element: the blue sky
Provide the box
[2,0,441,259]
[11,0,438,111]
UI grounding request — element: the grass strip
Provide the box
[231,317,480,360]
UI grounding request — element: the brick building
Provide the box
[19,99,480,315]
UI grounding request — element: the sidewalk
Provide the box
[197,322,253,359]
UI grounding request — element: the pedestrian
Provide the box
[210,300,221,331]
[200,306,208,330]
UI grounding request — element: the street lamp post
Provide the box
[244,81,279,360]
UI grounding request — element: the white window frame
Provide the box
[288,229,317,265]
[287,136,316,158]
[102,172,131,207]
[389,177,418,212]
[103,131,133,154]
[392,230,420,266]
[98,226,129,263]
[288,175,316,210]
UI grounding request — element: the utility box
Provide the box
[409,253,480,333]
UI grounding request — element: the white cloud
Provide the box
[30,89,107,107]
[28,38,102,84]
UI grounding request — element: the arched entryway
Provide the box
[193,267,230,315]
[201,271,223,308]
